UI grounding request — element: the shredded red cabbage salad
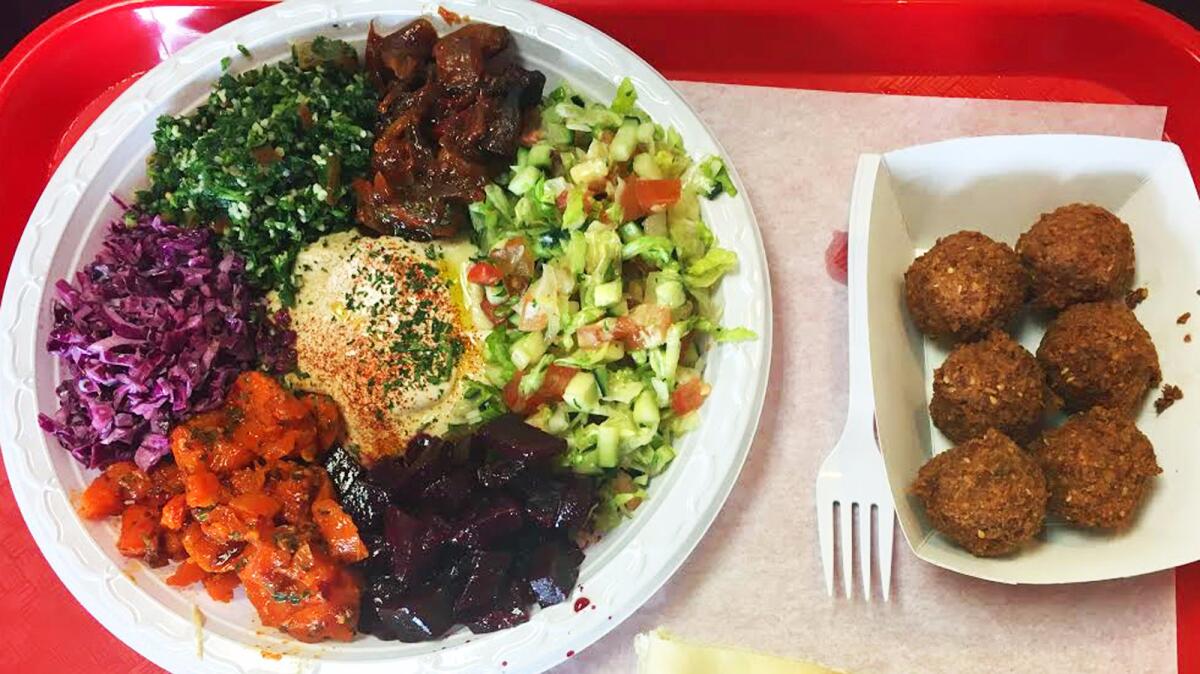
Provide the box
[38,213,293,471]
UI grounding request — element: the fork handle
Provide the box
[844,167,875,430]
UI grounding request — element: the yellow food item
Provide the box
[285,231,484,461]
[635,629,848,674]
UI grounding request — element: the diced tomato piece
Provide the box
[203,572,241,603]
[576,322,612,349]
[503,364,579,416]
[531,364,579,408]
[489,237,534,280]
[613,303,672,350]
[117,505,159,558]
[515,292,549,331]
[671,377,711,416]
[479,298,504,326]
[311,499,368,563]
[467,261,504,285]
[620,177,682,221]
[160,494,189,531]
[619,178,647,220]
[166,560,208,588]
[634,178,682,209]
[78,474,124,520]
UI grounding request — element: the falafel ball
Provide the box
[1037,300,1160,415]
[1030,406,1160,528]
[911,429,1047,557]
[930,330,1049,444]
[1016,203,1135,311]
[904,231,1028,341]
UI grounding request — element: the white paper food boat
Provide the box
[852,134,1200,584]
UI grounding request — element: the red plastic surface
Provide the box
[2,1,1199,672]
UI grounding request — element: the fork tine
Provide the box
[839,503,855,599]
[878,507,895,601]
[859,504,874,602]
[817,497,835,597]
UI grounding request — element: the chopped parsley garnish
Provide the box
[133,40,378,303]
[345,249,464,410]
[271,590,309,605]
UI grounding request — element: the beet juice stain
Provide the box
[825,229,848,285]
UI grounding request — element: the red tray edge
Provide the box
[2,1,1199,673]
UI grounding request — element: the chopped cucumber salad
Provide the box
[456,78,753,531]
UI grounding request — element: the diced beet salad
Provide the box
[325,414,593,641]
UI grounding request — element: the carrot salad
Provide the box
[78,371,365,642]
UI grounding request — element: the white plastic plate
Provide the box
[0,1,771,672]
[854,134,1200,584]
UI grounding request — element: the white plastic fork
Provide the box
[815,163,896,601]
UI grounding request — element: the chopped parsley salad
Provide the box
[135,38,377,304]
[39,16,751,646]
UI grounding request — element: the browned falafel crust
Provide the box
[911,429,1047,557]
[1036,301,1161,416]
[1030,406,1160,529]
[904,231,1029,341]
[1124,287,1148,310]
[1016,203,1135,311]
[1155,384,1183,415]
[930,330,1048,444]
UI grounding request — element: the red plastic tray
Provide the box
[2,1,1199,672]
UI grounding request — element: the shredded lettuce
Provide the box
[611,77,638,115]
[687,155,739,198]
[684,247,738,289]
